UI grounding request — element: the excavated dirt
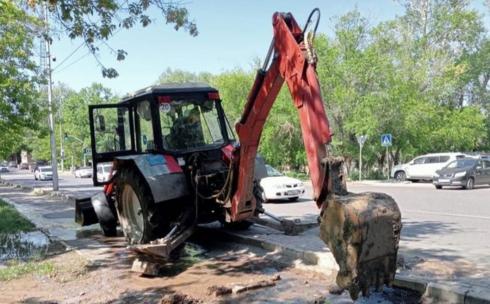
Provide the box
[0,235,340,304]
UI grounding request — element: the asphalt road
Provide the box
[2,168,490,275]
[266,180,490,274]
[0,168,100,198]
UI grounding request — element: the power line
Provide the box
[52,42,84,71]
[54,49,92,74]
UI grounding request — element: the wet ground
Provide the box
[0,229,423,304]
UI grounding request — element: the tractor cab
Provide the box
[89,83,235,185]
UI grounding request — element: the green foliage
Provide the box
[0,200,35,234]
[0,1,42,159]
[23,1,490,174]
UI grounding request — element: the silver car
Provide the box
[34,166,53,181]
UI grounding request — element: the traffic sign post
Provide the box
[356,135,368,181]
[381,134,392,179]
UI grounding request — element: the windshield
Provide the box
[160,99,225,150]
[445,159,476,169]
[266,165,283,177]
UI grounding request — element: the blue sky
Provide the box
[49,0,489,96]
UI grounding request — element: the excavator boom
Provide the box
[230,10,402,299]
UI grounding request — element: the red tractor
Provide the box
[76,9,401,299]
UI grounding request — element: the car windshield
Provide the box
[160,99,225,151]
[445,159,476,169]
[266,165,283,177]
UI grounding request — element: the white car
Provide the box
[260,165,305,202]
[391,152,467,181]
[97,163,113,182]
[34,166,53,181]
[74,166,92,178]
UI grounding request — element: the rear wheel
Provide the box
[394,171,406,181]
[115,167,167,244]
[464,178,474,190]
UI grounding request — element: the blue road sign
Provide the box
[381,134,392,147]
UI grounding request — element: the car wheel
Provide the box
[435,185,442,189]
[394,171,406,181]
[288,197,299,202]
[464,178,474,190]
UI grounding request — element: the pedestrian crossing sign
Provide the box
[381,134,392,147]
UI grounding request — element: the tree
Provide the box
[25,0,197,78]
[0,1,42,158]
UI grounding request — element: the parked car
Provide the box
[433,157,490,189]
[97,163,113,182]
[34,166,53,181]
[74,166,92,178]
[19,163,29,170]
[0,166,9,173]
[391,152,467,181]
[259,165,305,202]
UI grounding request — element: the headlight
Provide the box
[454,172,466,178]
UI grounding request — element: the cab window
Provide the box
[413,157,425,164]
[136,100,155,152]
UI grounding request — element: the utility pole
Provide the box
[44,3,59,191]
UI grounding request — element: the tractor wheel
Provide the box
[115,167,167,244]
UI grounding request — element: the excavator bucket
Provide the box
[318,159,402,299]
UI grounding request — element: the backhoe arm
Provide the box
[231,11,332,221]
[230,10,402,299]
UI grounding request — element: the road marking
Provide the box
[404,209,490,221]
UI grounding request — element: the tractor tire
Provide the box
[91,192,118,237]
[115,167,168,244]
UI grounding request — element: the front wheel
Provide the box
[435,185,442,189]
[115,167,168,244]
[463,178,474,190]
[394,171,406,181]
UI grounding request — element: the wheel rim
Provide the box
[396,172,405,181]
[120,184,144,242]
[467,179,473,189]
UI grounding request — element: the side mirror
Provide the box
[95,115,106,132]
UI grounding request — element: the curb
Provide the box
[218,228,490,304]
[1,178,489,304]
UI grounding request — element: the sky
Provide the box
[48,0,489,96]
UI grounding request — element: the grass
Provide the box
[0,199,35,233]
[0,260,55,281]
